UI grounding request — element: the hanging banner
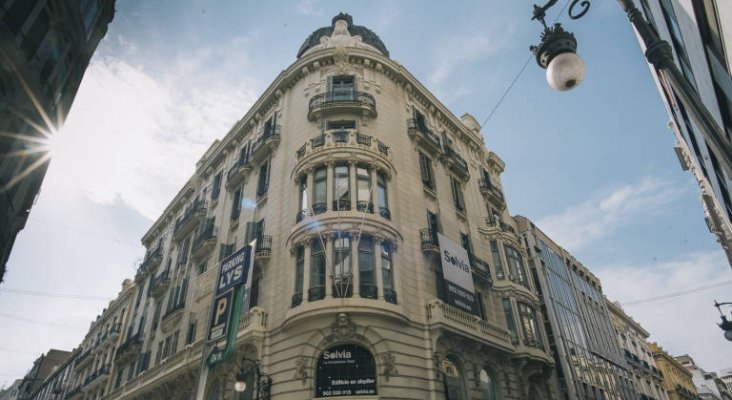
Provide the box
[316,344,377,397]
[216,245,252,296]
[207,289,234,342]
[437,233,478,316]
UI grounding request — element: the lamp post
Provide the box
[714,301,732,342]
[234,358,272,400]
[529,0,732,179]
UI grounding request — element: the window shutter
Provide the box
[244,222,256,243]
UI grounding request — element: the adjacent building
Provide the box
[606,300,667,400]
[629,0,732,267]
[650,343,697,400]
[517,216,637,400]
[676,355,732,400]
[0,380,21,400]
[64,279,135,400]
[16,349,71,400]
[28,349,78,400]
[0,0,116,283]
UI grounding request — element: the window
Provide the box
[263,113,277,137]
[518,303,541,348]
[451,177,465,212]
[414,109,428,132]
[231,189,241,220]
[460,233,472,255]
[330,75,355,100]
[356,165,372,212]
[256,160,270,198]
[377,171,389,219]
[21,8,50,59]
[326,120,356,130]
[442,358,468,400]
[333,234,352,298]
[382,240,396,304]
[299,175,308,215]
[660,0,696,86]
[490,241,505,279]
[502,298,518,344]
[309,240,326,301]
[186,321,197,345]
[504,245,528,286]
[293,246,304,307]
[313,166,327,214]
[427,212,440,243]
[419,152,435,189]
[5,1,37,34]
[479,369,498,400]
[211,171,222,200]
[358,236,376,299]
[197,262,207,276]
[333,164,350,210]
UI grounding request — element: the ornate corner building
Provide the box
[88,13,558,400]
[0,0,116,283]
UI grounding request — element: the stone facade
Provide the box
[649,343,697,400]
[606,300,667,400]
[98,13,556,400]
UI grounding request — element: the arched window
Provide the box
[479,369,499,400]
[316,344,377,397]
[442,358,468,400]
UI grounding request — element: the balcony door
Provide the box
[330,75,355,101]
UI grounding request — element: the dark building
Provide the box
[0,0,116,283]
[16,349,71,400]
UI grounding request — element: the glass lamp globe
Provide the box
[546,52,586,91]
[234,381,247,392]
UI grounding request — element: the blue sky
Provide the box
[2,0,731,387]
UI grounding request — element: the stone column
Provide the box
[370,168,379,212]
[349,161,357,210]
[351,232,359,297]
[326,162,334,212]
[306,168,314,216]
[325,234,333,298]
[374,235,384,300]
[303,239,311,304]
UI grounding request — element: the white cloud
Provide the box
[429,22,515,87]
[295,0,320,16]
[597,250,732,372]
[47,37,260,220]
[536,176,684,251]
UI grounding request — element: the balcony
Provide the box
[254,235,272,262]
[484,217,516,235]
[237,307,268,338]
[191,218,218,260]
[407,118,441,154]
[442,146,469,180]
[291,292,303,308]
[420,228,439,255]
[426,300,513,350]
[479,179,506,210]
[83,364,109,390]
[250,125,281,165]
[115,332,143,362]
[64,386,82,400]
[226,154,252,190]
[308,285,325,302]
[149,269,171,298]
[468,254,493,286]
[332,199,351,211]
[308,91,376,121]
[379,207,391,220]
[173,199,207,241]
[384,289,397,304]
[356,201,373,213]
[135,246,162,281]
[75,348,93,368]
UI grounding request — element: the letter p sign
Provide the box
[207,289,234,342]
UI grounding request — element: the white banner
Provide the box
[438,233,474,292]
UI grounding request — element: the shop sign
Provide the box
[438,233,478,316]
[315,344,377,397]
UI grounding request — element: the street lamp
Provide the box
[529,0,590,91]
[714,301,732,342]
[234,358,272,400]
[529,0,732,180]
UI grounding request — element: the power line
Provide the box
[621,280,732,306]
[0,312,85,330]
[480,0,572,128]
[0,287,112,301]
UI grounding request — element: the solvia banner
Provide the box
[437,233,478,316]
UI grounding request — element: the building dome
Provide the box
[296,12,390,58]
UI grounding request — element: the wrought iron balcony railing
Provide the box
[308,285,325,302]
[479,179,506,208]
[420,228,439,255]
[173,198,207,240]
[308,91,376,120]
[442,146,469,179]
[407,118,441,153]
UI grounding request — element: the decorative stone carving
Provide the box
[329,313,357,341]
[379,352,398,380]
[294,356,309,383]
